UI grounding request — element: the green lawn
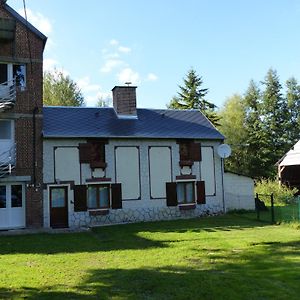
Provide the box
[0,215,300,300]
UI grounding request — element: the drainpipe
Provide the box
[32,106,38,187]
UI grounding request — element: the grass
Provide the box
[0,215,300,299]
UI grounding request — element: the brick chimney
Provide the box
[112,86,137,118]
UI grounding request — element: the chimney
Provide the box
[112,86,137,118]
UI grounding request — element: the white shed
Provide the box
[224,172,255,211]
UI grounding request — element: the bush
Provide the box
[255,179,298,205]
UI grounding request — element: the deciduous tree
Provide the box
[43,69,85,106]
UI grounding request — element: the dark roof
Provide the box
[5,4,47,43]
[43,107,224,140]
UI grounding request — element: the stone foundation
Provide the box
[70,204,223,228]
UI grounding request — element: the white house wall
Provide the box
[54,147,80,184]
[224,172,255,211]
[149,146,172,199]
[115,146,140,200]
[43,138,224,227]
[200,146,216,196]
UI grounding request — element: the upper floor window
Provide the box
[0,120,12,140]
[0,63,26,90]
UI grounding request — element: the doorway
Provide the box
[50,186,68,228]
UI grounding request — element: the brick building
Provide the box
[0,0,46,229]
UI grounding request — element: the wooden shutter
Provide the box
[196,181,206,204]
[111,183,122,209]
[166,182,178,206]
[79,143,91,163]
[74,185,87,211]
[190,143,201,161]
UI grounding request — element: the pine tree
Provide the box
[168,68,220,126]
[285,77,300,146]
[260,69,288,176]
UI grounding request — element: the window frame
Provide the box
[0,62,26,89]
[176,181,196,205]
[87,184,110,210]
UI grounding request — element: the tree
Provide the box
[168,68,220,126]
[218,94,248,173]
[96,96,111,108]
[285,77,300,146]
[43,69,85,106]
[260,69,288,177]
[243,80,271,178]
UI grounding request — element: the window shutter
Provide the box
[190,143,201,161]
[79,143,91,163]
[74,185,87,212]
[111,183,122,209]
[196,181,206,204]
[166,182,178,206]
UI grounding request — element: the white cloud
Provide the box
[43,58,58,71]
[146,73,158,81]
[118,46,131,53]
[17,8,52,35]
[109,39,119,46]
[100,59,123,73]
[117,68,140,85]
[77,76,101,93]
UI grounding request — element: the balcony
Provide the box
[0,78,16,113]
[0,143,16,178]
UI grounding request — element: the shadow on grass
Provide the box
[1,239,300,299]
[0,215,268,255]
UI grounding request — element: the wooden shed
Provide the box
[277,141,300,193]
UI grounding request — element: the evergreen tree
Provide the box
[168,68,220,126]
[260,69,288,176]
[43,69,85,106]
[285,77,300,146]
[243,80,271,178]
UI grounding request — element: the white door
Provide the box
[0,184,25,229]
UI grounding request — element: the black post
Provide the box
[255,193,260,220]
[271,193,275,224]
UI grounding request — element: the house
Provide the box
[43,86,225,228]
[0,0,46,230]
[277,140,300,193]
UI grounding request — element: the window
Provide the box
[87,185,110,209]
[0,186,6,208]
[0,120,12,139]
[13,64,26,89]
[11,185,22,208]
[177,182,195,204]
[0,63,26,88]
[0,63,8,84]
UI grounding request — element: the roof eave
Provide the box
[5,4,47,45]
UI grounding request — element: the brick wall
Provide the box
[0,4,45,227]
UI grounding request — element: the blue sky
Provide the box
[7,0,300,109]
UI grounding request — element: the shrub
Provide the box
[255,179,298,205]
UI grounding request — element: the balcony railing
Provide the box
[0,144,16,178]
[0,78,16,112]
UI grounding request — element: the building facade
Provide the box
[43,87,225,228]
[0,1,46,229]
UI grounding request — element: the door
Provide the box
[0,184,25,229]
[50,186,68,228]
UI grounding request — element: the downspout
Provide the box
[32,106,38,187]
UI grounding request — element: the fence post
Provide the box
[271,193,275,224]
[255,193,260,220]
